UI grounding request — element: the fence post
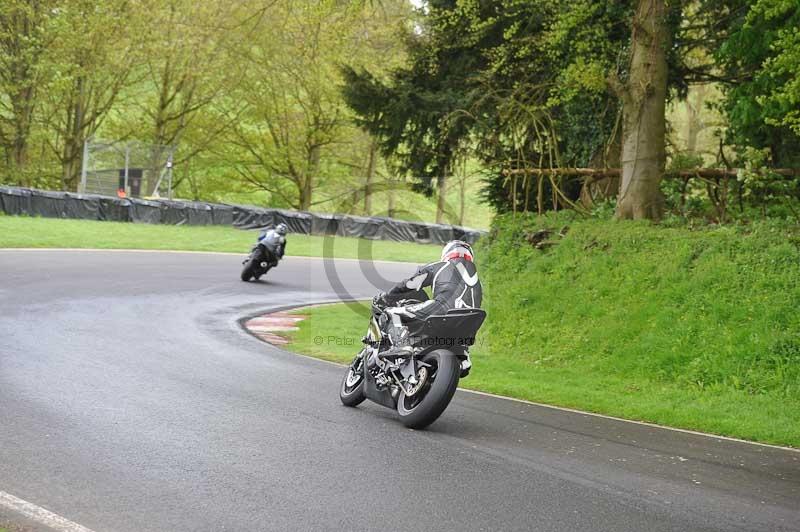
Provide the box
[167,150,174,200]
[124,145,130,195]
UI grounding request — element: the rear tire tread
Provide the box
[397,350,460,429]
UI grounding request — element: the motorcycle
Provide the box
[339,297,486,429]
[240,233,279,281]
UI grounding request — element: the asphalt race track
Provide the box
[1,249,798,532]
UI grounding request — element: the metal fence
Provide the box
[79,138,175,199]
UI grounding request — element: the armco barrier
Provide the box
[0,186,485,244]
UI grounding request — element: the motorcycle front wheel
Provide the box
[396,350,460,429]
[240,259,256,281]
[339,352,366,407]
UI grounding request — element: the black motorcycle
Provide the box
[240,236,279,282]
[339,298,486,429]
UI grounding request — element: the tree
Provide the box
[342,1,486,223]
[42,0,141,190]
[225,0,408,211]
[716,0,800,167]
[611,0,670,219]
[128,0,248,195]
[224,2,341,209]
[343,0,626,217]
[0,0,53,185]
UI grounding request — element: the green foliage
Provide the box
[716,0,800,167]
[472,213,800,445]
[342,0,628,212]
[3,1,489,225]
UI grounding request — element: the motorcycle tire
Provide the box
[396,350,460,429]
[339,353,366,407]
[240,259,255,282]
[253,265,270,281]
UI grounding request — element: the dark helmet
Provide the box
[275,223,288,235]
[441,240,474,262]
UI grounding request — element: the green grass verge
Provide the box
[0,214,439,263]
[286,302,371,364]
[282,215,800,448]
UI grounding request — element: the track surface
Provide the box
[1,249,798,532]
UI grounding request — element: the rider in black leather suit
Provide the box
[378,240,482,322]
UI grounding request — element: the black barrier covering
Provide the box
[0,186,32,216]
[0,186,486,243]
[61,192,101,220]
[211,204,235,226]
[273,208,312,234]
[98,196,131,222]
[155,200,212,225]
[311,212,342,236]
[380,218,421,243]
[158,200,189,225]
[232,205,274,229]
[460,230,482,244]
[130,198,161,223]
[427,223,455,244]
[29,189,68,218]
[337,215,383,240]
[181,201,214,225]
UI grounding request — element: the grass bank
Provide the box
[0,214,439,263]
[284,215,800,447]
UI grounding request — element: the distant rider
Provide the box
[258,222,288,266]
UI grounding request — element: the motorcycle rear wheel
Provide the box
[396,350,460,429]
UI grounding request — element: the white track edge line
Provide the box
[456,388,800,453]
[0,491,96,532]
[245,302,800,454]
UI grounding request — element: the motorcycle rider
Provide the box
[374,240,482,373]
[257,222,288,266]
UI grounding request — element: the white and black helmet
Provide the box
[441,240,474,262]
[274,223,288,235]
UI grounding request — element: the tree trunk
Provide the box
[686,84,706,156]
[12,124,29,184]
[614,0,669,220]
[436,171,448,224]
[10,83,35,185]
[1,3,42,187]
[147,76,170,196]
[61,77,87,191]
[300,144,320,210]
[363,139,376,215]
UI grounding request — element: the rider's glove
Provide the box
[373,292,388,309]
